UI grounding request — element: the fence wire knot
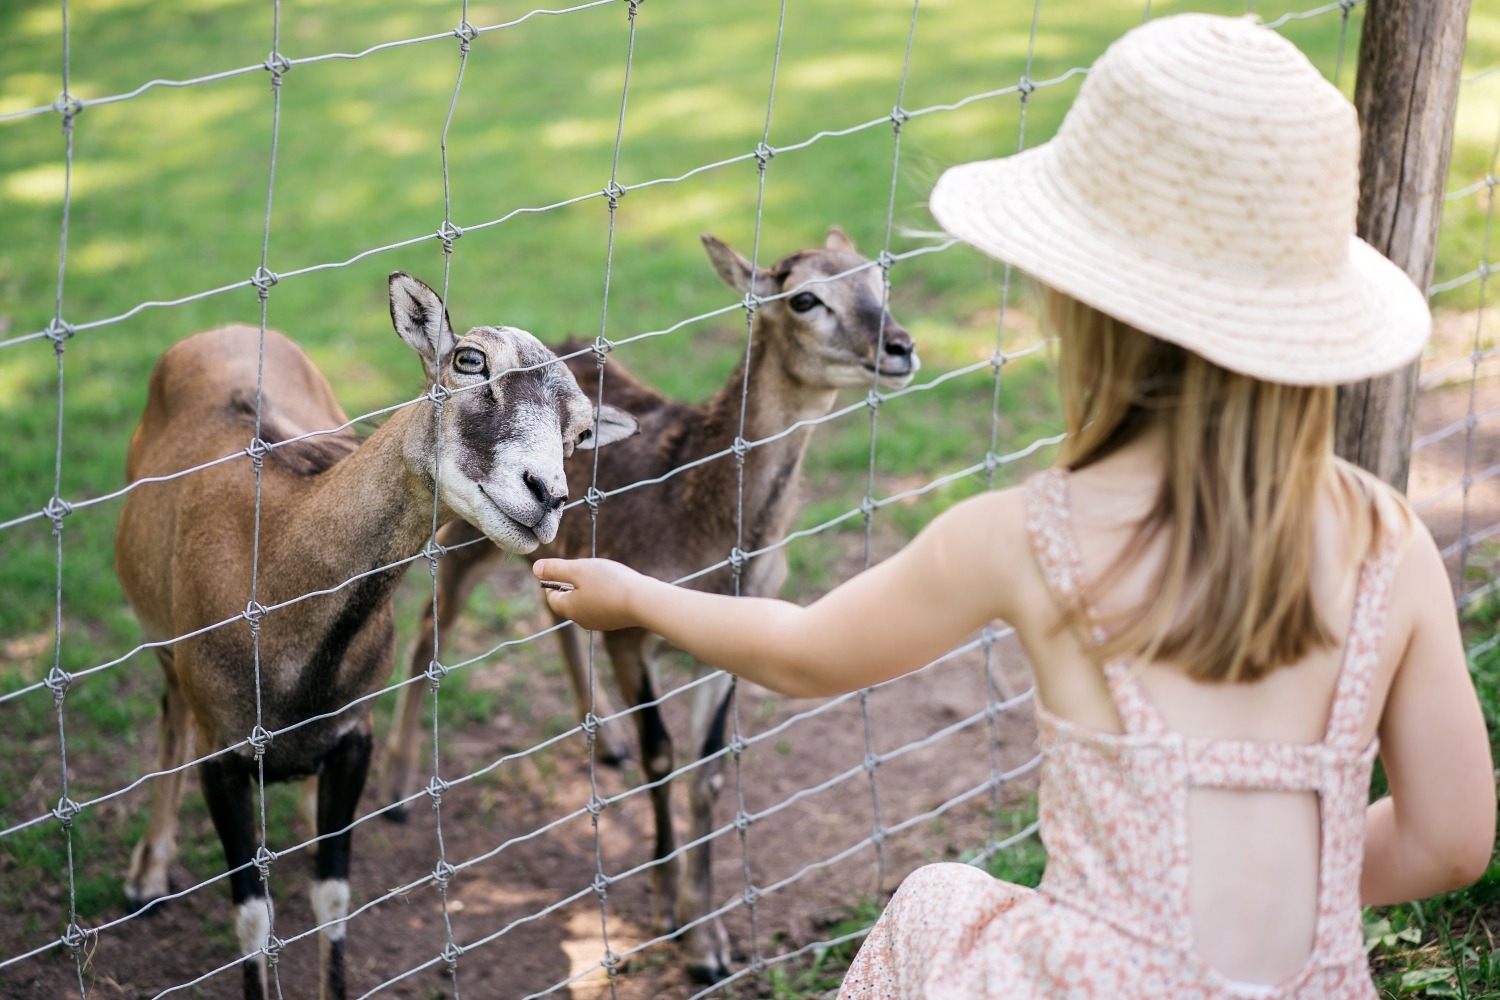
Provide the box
[248,725,274,759]
[1338,0,1357,11]
[859,495,877,520]
[865,388,884,412]
[602,179,627,210]
[263,52,292,86]
[863,751,880,774]
[734,810,753,834]
[591,871,612,898]
[870,824,887,847]
[983,450,1001,476]
[425,657,449,688]
[591,336,615,365]
[52,92,84,120]
[44,317,75,352]
[727,546,748,574]
[252,845,277,880]
[438,220,464,253]
[427,774,451,805]
[741,884,760,907]
[53,796,82,829]
[432,859,457,889]
[1479,260,1493,280]
[252,265,279,301]
[586,792,606,817]
[990,348,1008,374]
[243,600,269,631]
[454,19,480,47]
[728,733,747,759]
[61,922,89,954]
[581,711,601,738]
[441,940,465,968]
[890,105,909,133]
[876,249,896,274]
[1017,75,1037,98]
[44,495,74,533]
[585,485,605,515]
[731,436,750,465]
[603,948,622,976]
[625,0,641,22]
[263,933,285,964]
[244,436,270,472]
[44,665,73,702]
[421,538,449,570]
[754,141,776,171]
[428,382,452,406]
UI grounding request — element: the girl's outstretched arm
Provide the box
[534,488,1028,698]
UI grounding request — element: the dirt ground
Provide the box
[1,307,1493,1000]
[0,541,1042,1000]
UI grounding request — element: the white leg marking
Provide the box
[311,879,350,942]
[235,898,271,957]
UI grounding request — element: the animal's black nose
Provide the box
[883,326,915,358]
[524,471,567,512]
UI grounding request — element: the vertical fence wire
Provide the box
[43,0,87,991]
[247,2,289,995]
[1455,110,1498,614]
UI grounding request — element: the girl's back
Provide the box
[1016,440,1406,986]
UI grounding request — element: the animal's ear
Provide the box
[701,234,761,296]
[825,225,857,254]
[388,272,457,382]
[576,404,639,450]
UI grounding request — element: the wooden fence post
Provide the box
[1335,0,1471,490]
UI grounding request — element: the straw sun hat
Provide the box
[928,13,1431,386]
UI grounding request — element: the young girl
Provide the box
[536,14,1495,999]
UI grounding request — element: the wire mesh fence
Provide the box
[0,1,1494,997]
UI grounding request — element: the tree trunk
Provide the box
[1335,0,1470,490]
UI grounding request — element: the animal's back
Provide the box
[116,325,349,645]
[543,341,728,580]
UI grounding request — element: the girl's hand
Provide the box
[533,557,648,632]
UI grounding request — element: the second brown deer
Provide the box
[380,228,918,980]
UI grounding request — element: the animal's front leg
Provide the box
[199,755,268,1000]
[605,629,681,935]
[381,519,490,821]
[314,725,373,1000]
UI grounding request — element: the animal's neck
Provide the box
[694,334,839,547]
[261,403,440,605]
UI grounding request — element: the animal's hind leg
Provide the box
[199,755,269,1000]
[313,724,373,1000]
[380,519,493,819]
[125,649,197,912]
[679,672,734,983]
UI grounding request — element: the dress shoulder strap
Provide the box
[1024,469,1167,735]
[1023,468,1092,622]
[1321,539,1401,749]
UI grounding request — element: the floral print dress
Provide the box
[838,468,1393,1000]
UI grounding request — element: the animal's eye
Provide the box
[453,348,486,374]
[788,292,821,313]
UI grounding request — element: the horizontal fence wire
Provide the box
[2,0,1496,997]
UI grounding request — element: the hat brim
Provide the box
[929,148,1431,386]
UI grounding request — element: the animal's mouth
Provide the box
[477,486,543,550]
[862,360,917,383]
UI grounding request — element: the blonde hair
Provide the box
[1049,291,1399,683]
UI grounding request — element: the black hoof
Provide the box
[687,957,731,985]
